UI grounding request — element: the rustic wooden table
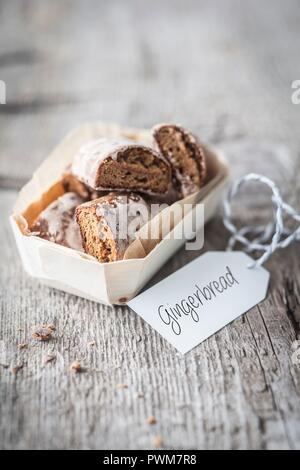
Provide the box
[0,0,300,450]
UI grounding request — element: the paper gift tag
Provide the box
[128,251,269,354]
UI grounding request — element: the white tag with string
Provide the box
[128,251,269,354]
[128,173,299,354]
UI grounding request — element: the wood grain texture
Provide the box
[0,0,300,178]
[0,0,300,450]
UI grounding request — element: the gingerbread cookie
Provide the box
[71,138,171,195]
[62,168,91,200]
[152,124,206,198]
[31,192,83,251]
[76,192,150,262]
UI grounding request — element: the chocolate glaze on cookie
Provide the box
[76,192,150,263]
[152,124,206,198]
[31,192,84,251]
[71,138,171,195]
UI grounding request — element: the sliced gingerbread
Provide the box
[71,138,171,195]
[62,168,91,199]
[76,192,150,263]
[31,192,84,251]
[152,124,206,198]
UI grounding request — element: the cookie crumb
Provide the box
[147,415,157,425]
[32,324,55,342]
[70,361,81,373]
[153,435,164,448]
[47,324,56,332]
[44,354,56,364]
[10,364,23,375]
[88,341,95,347]
[137,393,144,399]
[116,383,128,389]
[18,343,28,350]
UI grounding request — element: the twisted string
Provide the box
[223,173,300,268]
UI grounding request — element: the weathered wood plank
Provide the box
[1,0,300,451]
[1,185,300,450]
[0,0,299,179]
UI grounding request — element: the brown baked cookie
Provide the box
[62,166,102,200]
[76,192,150,263]
[31,192,84,251]
[62,168,91,199]
[152,124,206,198]
[71,138,171,195]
